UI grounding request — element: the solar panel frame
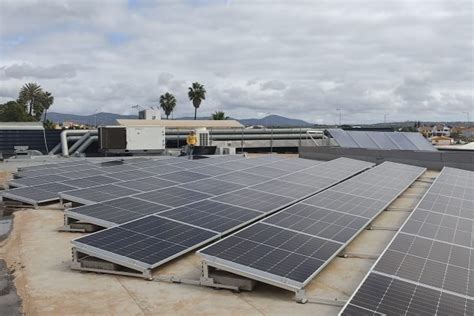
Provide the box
[133,186,213,208]
[156,170,211,183]
[340,167,474,315]
[8,174,72,188]
[113,177,178,192]
[60,184,141,205]
[199,162,425,291]
[72,215,219,271]
[65,197,170,227]
[2,182,77,205]
[61,175,120,188]
[71,157,374,274]
[157,200,264,234]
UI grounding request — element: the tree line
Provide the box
[160,82,228,120]
[0,82,54,125]
[0,81,229,124]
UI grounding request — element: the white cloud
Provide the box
[0,0,472,123]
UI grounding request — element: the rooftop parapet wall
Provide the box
[299,146,474,171]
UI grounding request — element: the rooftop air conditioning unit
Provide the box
[99,126,165,153]
[195,128,210,146]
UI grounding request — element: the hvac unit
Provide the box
[99,126,165,153]
[195,128,210,146]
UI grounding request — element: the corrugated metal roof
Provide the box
[0,122,44,130]
[327,128,437,151]
[116,119,244,128]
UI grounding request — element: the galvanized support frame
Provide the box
[71,247,153,279]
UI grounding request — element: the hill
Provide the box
[47,112,314,127]
[47,112,137,125]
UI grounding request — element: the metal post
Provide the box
[299,127,302,147]
[270,127,273,153]
[241,127,244,154]
[210,128,213,146]
[177,128,179,148]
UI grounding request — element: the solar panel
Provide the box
[61,175,119,188]
[340,167,473,315]
[250,180,318,199]
[60,184,140,204]
[192,165,233,177]
[114,177,177,192]
[73,215,218,270]
[2,183,77,205]
[214,171,271,186]
[243,166,291,178]
[65,197,170,227]
[141,164,183,175]
[212,188,294,214]
[16,168,63,178]
[215,160,256,171]
[265,159,317,172]
[69,157,373,276]
[9,174,71,187]
[199,161,425,292]
[100,164,139,173]
[133,186,213,207]
[157,170,210,183]
[60,167,106,178]
[158,200,263,233]
[107,170,156,181]
[169,160,209,169]
[328,129,437,151]
[179,178,246,196]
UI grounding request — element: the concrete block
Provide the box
[81,258,118,271]
[210,270,256,291]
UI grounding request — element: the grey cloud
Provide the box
[260,80,286,91]
[0,0,471,123]
[2,63,78,79]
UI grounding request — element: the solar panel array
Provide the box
[1,156,239,206]
[328,128,436,151]
[72,157,374,273]
[340,167,473,316]
[199,162,425,291]
[66,155,291,226]
[2,157,177,206]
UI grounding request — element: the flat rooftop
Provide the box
[0,155,438,314]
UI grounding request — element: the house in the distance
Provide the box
[431,124,451,137]
[431,135,454,145]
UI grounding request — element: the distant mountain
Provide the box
[47,112,314,127]
[47,112,137,125]
[239,115,313,127]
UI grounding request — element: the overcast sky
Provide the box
[0,0,472,123]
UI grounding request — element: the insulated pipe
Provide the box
[74,136,98,155]
[68,132,92,154]
[60,129,97,157]
[48,136,81,155]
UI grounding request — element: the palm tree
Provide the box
[212,111,229,120]
[159,92,177,119]
[43,119,56,129]
[18,82,43,116]
[39,91,54,122]
[188,82,206,120]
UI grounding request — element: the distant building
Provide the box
[417,126,432,137]
[431,124,451,137]
[431,135,454,145]
[61,121,87,129]
[460,127,474,139]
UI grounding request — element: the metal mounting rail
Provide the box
[338,252,381,260]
